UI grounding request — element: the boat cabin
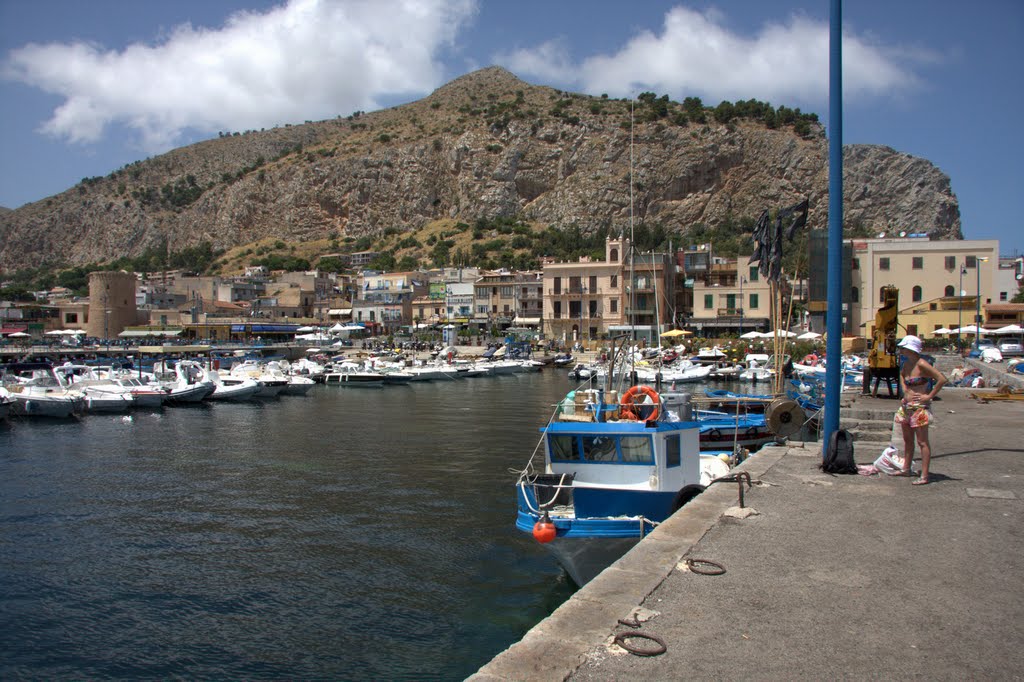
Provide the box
[537,417,701,521]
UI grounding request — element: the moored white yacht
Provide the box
[150,360,216,404]
[0,362,85,418]
[228,360,288,398]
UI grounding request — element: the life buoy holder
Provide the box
[620,385,661,421]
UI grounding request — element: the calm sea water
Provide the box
[0,372,582,680]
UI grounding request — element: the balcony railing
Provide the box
[717,308,745,318]
[551,311,603,320]
[548,287,601,296]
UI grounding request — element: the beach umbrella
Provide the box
[45,329,65,336]
[952,325,980,335]
[329,323,346,332]
[992,324,1023,335]
[660,329,687,337]
[739,331,762,339]
[9,331,31,338]
[768,330,798,338]
[797,331,822,340]
[69,329,86,335]
[932,327,953,335]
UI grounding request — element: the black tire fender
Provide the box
[671,484,706,512]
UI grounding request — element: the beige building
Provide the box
[353,271,428,332]
[472,270,542,331]
[690,258,775,335]
[541,237,627,344]
[850,238,999,338]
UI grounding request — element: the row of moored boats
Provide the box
[0,353,550,419]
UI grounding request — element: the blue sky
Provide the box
[1,0,1021,255]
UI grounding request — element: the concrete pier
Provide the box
[472,376,1024,680]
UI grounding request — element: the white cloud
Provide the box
[493,39,576,85]
[498,6,921,106]
[3,0,477,151]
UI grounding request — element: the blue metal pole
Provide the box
[958,264,964,352]
[823,0,843,452]
[975,259,982,352]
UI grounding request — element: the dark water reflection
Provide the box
[0,373,578,680]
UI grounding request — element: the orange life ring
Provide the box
[620,385,661,421]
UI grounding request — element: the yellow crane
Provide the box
[863,285,900,396]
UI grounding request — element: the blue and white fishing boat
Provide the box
[514,384,731,586]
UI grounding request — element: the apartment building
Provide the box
[472,270,528,330]
[353,271,428,333]
[542,237,626,344]
[849,237,999,338]
[689,257,774,336]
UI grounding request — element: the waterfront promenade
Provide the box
[472,383,1024,680]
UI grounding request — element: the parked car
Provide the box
[967,338,999,360]
[998,338,1023,357]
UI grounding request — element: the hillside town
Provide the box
[2,232,1022,351]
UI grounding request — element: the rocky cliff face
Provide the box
[0,67,961,271]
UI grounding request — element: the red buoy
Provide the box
[533,513,557,543]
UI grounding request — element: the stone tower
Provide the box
[87,271,138,340]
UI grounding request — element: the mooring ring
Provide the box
[613,631,667,656]
[685,557,726,575]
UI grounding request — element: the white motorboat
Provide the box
[54,363,134,413]
[151,360,216,404]
[481,359,521,375]
[739,366,774,383]
[286,357,327,384]
[282,375,316,395]
[0,362,85,418]
[263,361,315,395]
[82,391,134,413]
[228,360,288,398]
[324,362,384,387]
[513,359,545,373]
[0,386,15,420]
[634,363,712,385]
[105,373,168,408]
[206,370,261,401]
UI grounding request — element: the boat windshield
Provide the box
[549,434,653,465]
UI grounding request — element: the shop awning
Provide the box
[327,308,352,315]
[515,317,541,325]
[119,329,183,337]
[1,326,28,336]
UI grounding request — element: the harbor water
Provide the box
[1,372,583,680]
[0,370,790,679]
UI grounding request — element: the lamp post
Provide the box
[958,263,967,352]
[975,257,989,352]
[738,275,746,336]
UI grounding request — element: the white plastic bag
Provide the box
[874,446,907,475]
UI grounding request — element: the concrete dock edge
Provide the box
[469,445,793,681]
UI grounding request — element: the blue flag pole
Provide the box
[824,0,844,453]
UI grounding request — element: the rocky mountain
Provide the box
[0,67,961,271]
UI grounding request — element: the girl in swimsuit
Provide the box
[895,335,947,485]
